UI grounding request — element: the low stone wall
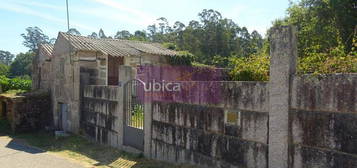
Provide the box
[81,85,120,147]
[0,90,52,133]
[75,26,357,168]
[150,81,269,168]
[290,74,357,168]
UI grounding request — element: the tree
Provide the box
[188,20,201,29]
[173,21,186,32]
[114,30,132,39]
[84,9,264,67]
[135,9,263,66]
[273,0,357,56]
[198,9,222,26]
[88,32,98,38]
[330,0,357,52]
[131,30,148,41]
[156,17,171,34]
[67,28,81,35]
[250,30,263,53]
[98,29,107,38]
[0,50,14,65]
[173,21,186,49]
[9,52,34,77]
[147,24,158,41]
[146,17,173,42]
[21,27,50,52]
[49,38,56,44]
[0,63,9,76]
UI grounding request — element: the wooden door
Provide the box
[107,56,123,85]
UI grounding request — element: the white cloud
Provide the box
[89,0,157,25]
[8,0,154,29]
[14,0,64,11]
[0,1,96,32]
[75,7,151,27]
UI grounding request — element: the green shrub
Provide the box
[229,54,270,81]
[131,105,144,128]
[228,45,357,81]
[162,42,177,50]
[0,75,10,92]
[212,55,229,68]
[192,62,215,68]
[0,75,31,92]
[298,46,357,74]
[168,51,194,66]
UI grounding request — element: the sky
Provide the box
[0,0,290,55]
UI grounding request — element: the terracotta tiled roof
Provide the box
[59,32,179,57]
[39,43,54,58]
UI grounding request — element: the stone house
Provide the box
[33,32,178,133]
[32,43,54,90]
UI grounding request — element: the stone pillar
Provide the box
[269,25,297,168]
[143,94,152,158]
[117,65,133,149]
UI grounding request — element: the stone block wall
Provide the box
[0,90,52,133]
[290,74,357,168]
[150,82,269,168]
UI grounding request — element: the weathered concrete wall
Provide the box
[150,81,269,168]
[148,81,269,112]
[81,85,120,147]
[291,74,357,113]
[290,74,357,168]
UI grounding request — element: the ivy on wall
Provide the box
[167,51,194,66]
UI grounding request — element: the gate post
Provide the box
[143,66,153,158]
[268,25,297,168]
[117,65,134,149]
[143,91,152,158]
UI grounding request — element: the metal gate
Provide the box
[123,79,145,151]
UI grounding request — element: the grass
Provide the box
[130,105,144,129]
[0,89,27,98]
[3,89,27,94]
[0,120,195,168]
